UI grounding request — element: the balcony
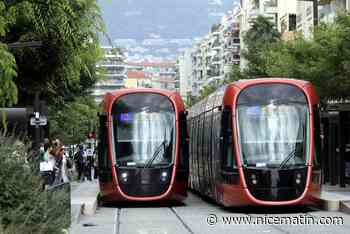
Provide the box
[212,56,221,65]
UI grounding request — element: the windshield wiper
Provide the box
[145,127,174,169]
[279,149,297,169]
[144,139,167,169]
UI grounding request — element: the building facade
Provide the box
[238,0,279,68]
[125,71,152,88]
[178,49,193,100]
[126,61,178,91]
[297,0,349,39]
[92,47,127,103]
[183,8,241,99]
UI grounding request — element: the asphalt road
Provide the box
[70,191,350,234]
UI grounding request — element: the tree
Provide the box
[242,15,280,77]
[49,96,100,144]
[265,13,350,99]
[1,0,105,106]
[0,2,17,107]
[0,44,17,107]
[225,64,249,83]
[0,136,69,233]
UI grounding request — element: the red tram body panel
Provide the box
[188,78,321,206]
[98,88,189,202]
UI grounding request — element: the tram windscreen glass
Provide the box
[236,84,309,167]
[112,93,176,167]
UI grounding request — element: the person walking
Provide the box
[75,145,85,182]
[85,149,93,181]
[40,141,55,188]
[60,147,69,183]
[51,139,64,184]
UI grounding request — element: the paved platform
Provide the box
[314,184,350,213]
[70,192,350,234]
[70,180,100,224]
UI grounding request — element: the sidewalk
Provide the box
[313,184,350,214]
[70,179,100,225]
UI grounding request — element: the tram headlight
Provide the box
[295,173,302,184]
[251,174,257,185]
[122,172,128,178]
[161,171,167,182]
[121,172,128,182]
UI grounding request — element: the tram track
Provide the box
[114,208,121,234]
[112,205,195,234]
[169,206,195,234]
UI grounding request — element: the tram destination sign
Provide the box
[30,116,47,126]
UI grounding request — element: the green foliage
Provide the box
[242,15,280,76]
[199,84,217,98]
[264,13,350,98]
[225,64,249,83]
[49,96,99,144]
[187,65,249,107]
[230,12,350,100]
[1,0,105,106]
[0,136,70,233]
[0,2,17,108]
[0,43,17,107]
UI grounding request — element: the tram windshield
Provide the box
[236,84,309,168]
[112,93,176,167]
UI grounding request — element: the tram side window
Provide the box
[178,111,189,170]
[313,105,321,168]
[98,113,109,174]
[221,106,236,171]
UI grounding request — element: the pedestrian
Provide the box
[74,145,85,182]
[39,141,55,188]
[93,153,99,179]
[51,139,63,184]
[60,146,69,183]
[85,149,93,181]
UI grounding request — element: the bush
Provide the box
[0,135,70,234]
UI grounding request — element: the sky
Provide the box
[97,0,239,60]
[98,0,239,42]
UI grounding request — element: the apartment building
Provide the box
[183,9,240,98]
[92,47,127,103]
[297,0,349,39]
[237,0,278,68]
[178,49,193,100]
[126,61,178,91]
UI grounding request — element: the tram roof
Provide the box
[232,78,311,89]
[108,88,177,98]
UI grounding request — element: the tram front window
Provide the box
[237,84,309,168]
[112,93,176,167]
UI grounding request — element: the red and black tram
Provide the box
[188,78,321,206]
[98,88,189,202]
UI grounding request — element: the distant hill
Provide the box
[98,0,237,41]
